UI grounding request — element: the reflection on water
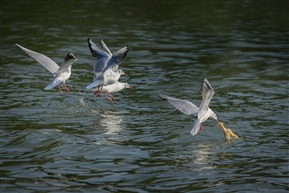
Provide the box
[2,0,289,192]
[192,144,212,166]
[100,111,125,135]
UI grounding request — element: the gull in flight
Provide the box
[16,44,77,94]
[159,78,218,136]
[93,81,132,102]
[85,38,129,96]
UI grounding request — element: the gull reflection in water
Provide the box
[191,143,215,170]
[100,111,125,135]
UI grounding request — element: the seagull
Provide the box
[16,43,77,94]
[93,81,132,102]
[85,38,129,96]
[159,78,218,136]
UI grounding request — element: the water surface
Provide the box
[1,0,288,192]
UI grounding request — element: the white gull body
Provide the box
[94,81,132,102]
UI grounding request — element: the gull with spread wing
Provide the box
[85,38,129,96]
[16,44,77,94]
[159,78,218,136]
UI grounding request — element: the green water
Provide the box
[1,0,288,192]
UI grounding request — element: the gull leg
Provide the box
[105,95,113,102]
[64,83,69,93]
[58,85,63,94]
[95,85,101,95]
[98,85,103,96]
[108,93,114,101]
[198,124,203,134]
[95,85,103,97]
[105,93,114,102]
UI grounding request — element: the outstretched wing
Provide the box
[200,78,215,109]
[100,39,112,56]
[88,38,107,59]
[105,46,129,71]
[159,94,199,115]
[16,43,59,74]
[87,38,110,76]
[197,78,215,120]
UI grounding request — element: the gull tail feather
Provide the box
[86,80,101,90]
[44,79,62,90]
[191,118,201,136]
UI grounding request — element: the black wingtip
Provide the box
[158,94,167,101]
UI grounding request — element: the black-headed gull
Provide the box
[94,81,132,102]
[159,78,218,136]
[85,38,129,96]
[16,44,77,94]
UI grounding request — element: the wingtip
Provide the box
[15,43,23,49]
[158,94,168,101]
[85,80,100,90]
[44,85,52,90]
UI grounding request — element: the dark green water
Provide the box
[1,0,288,192]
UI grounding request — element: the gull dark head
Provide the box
[65,52,77,62]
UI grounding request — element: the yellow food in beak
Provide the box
[218,122,239,141]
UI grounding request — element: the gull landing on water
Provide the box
[93,81,132,102]
[16,44,77,94]
[85,38,129,96]
[159,78,218,136]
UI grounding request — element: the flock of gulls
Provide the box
[16,38,132,101]
[16,38,239,140]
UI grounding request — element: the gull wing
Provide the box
[87,38,110,78]
[159,94,199,115]
[100,39,112,56]
[88,38,109,61]
[198,78,215,115]
[86,79,102,90]
[16,43,59,74]
[104,46,129,72]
